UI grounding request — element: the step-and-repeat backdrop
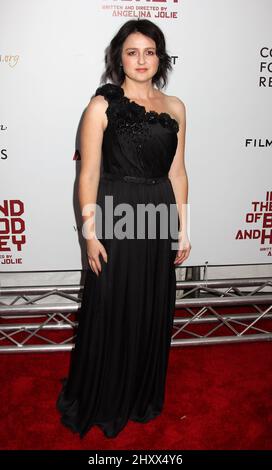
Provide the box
[1,0,271,271]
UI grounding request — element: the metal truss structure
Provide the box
[0,272,272,353]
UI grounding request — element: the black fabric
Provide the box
[56,83,180,439]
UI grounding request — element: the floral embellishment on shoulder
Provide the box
[121,97,179,133]
[158,112,179,133]
[94,83,124,102]
[123,99,146,122]
[94,83,179,133]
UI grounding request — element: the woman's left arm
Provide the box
[168,97,191,264]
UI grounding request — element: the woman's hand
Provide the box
[174,231,191,265]
[86,238,108,276]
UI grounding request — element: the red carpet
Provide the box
[1,335,271,450]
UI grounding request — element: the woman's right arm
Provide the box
[78,95,108,276]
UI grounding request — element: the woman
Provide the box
[57,18,191,439]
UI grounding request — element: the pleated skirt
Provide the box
[56,176,179,438]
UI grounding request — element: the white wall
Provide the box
[1,0,271,277]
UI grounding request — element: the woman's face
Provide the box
[120,32,159,83]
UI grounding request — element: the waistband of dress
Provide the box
[101,172,169,185]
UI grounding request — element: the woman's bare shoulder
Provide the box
[162,91,186,110]
[88,93,109,111]
[82,94,108,130]
[158,90,186,124]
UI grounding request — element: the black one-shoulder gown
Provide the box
[56,83,180,438]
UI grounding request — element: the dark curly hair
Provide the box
[100,19,173,90]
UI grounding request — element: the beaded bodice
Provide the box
[94,83,179,178]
